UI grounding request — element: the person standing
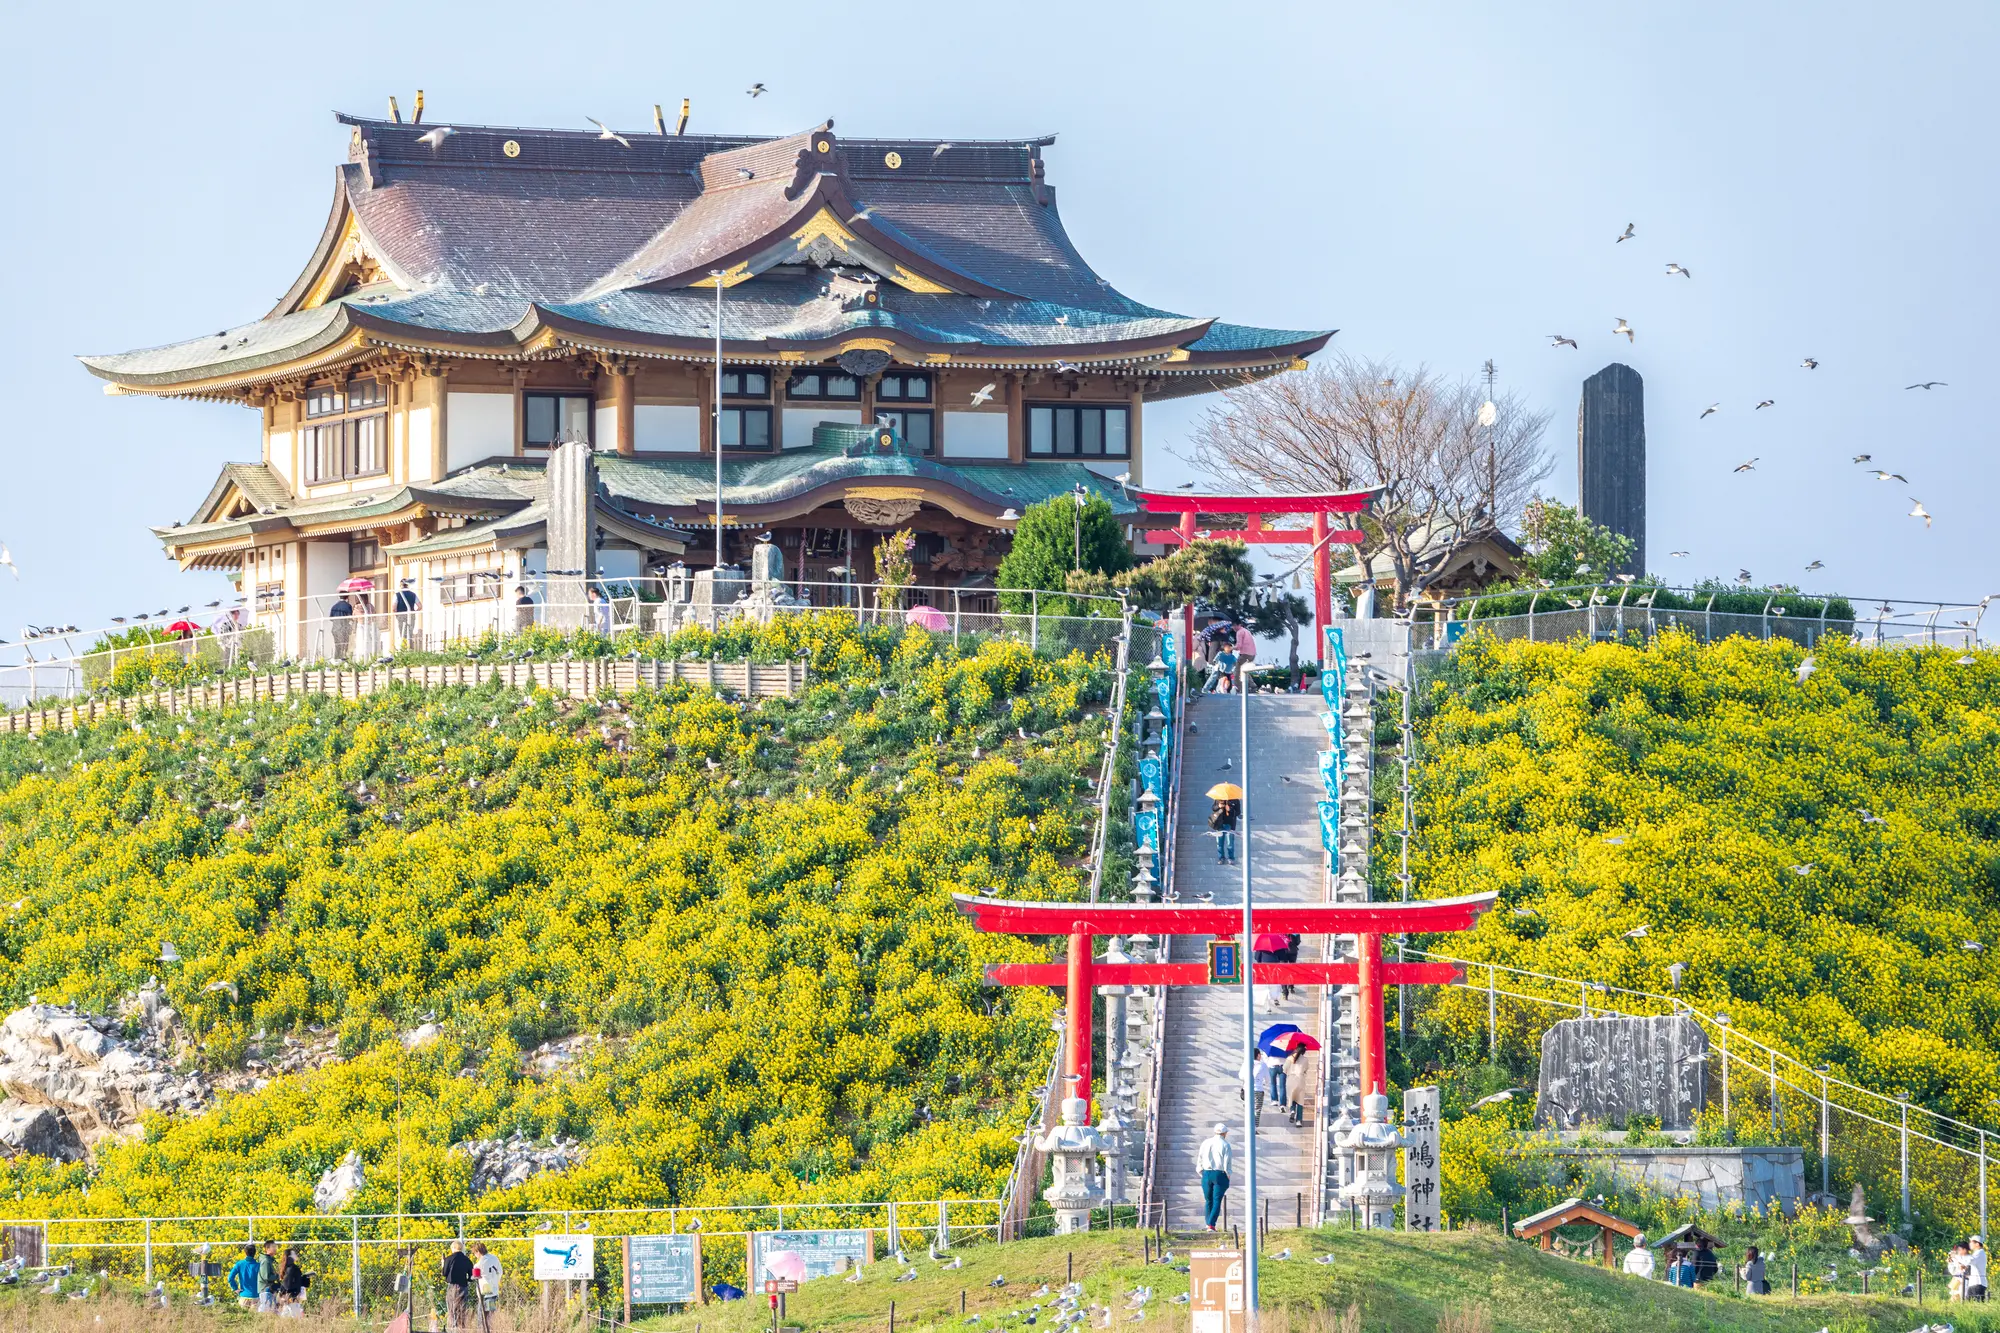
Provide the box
[513,586,537,634]
[1283,1045,1310,1126]
[278,1247,308,1318]
[586,583,614,635]
[227,1243,260,1309]
[1737,1245,1768,1295]
[1691,1238,1719,1284]
[1234,622,1257,674]
[1622,1234,1656,1279]
[256,1240,280,1313]
[393,579,421,649]
[1969,1235,1989,1302]
[442,1239,475,1329]
[1210,797,1239,864]
[472,1241,503,1332]
[1196,1124,1232,1231]
[1269,1046,1289,1113]
[327,593,355,661]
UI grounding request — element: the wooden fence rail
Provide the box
[0,658,807,738]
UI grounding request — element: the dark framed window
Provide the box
[350,539,383,572]
[786,370,860,401]
[303,413,390,483]
[1027,404,1130,458]
[875,409,934,455]
[524,392,594,450]
[720,406,773,451]
[877,372,931,402]
[347,379,388,410]
[305,386,345,418]
[721,369,770,398]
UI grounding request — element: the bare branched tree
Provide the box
[1189,355,1553,608]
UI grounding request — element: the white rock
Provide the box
[314,1150,365,1213]
[0,1100,83,1161]
[0,1004,209,1152]
[403,1023,444,1050]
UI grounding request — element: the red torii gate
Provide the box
[1128,485,1382,667]
[959,892,1497,1117]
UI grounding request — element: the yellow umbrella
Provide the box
[1207,783,1244,801]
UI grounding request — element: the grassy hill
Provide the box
[1391,631,2000,1237]
[0,615,1118,1219]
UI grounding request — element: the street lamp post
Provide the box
[1071,484,1089,571]
[712,272,725,574]
[1238,656,1259,1317]
[1715,1014,1732,1126]
[1815,1065,1831,1198]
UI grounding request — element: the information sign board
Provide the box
[626,1234,702,1306]
[532,1234,596,1281]
[748,1229,873,1284]
[1188,1249,1244,1333]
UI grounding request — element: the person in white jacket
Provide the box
[1196,1125,1232,1231]
[1622,1234,1656,1279]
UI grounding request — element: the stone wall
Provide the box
[1548,1145,1806,1217]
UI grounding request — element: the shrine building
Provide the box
[81,112,1332,651]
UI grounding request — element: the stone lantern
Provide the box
[1036,1096,1107,1233]
[1335,1089,1405,1229]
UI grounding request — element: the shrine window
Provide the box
[786,370,861,401]
[1027,404,1129,458]
[524,392,594,450]
[877,372,931,402]
[302,381,390,484]
[304,385,345,418]
[719,405,773,451]
[349,539,383,572]
[874,408,934,455]
[721,369,770,398]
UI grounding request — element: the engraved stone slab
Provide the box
[1533,1014,1707,1130]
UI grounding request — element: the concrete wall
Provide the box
[1547,1145,1806,1217]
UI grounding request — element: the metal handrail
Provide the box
[1137,646,1188,1223]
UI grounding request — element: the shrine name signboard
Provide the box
[1404,1085,1440,1232]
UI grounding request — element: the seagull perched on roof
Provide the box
[736,167,755,180]
[1665,263,1692,278]
[1612,318,1634,342]
[1616,222,1636,243]
[415,126,456,151]
[586,117,632,148]
[1548,334,1578,349]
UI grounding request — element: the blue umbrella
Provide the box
[1257,1022,1302,1056]
[712,1284,746,1301]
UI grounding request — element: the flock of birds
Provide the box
[1546,220,1956,552]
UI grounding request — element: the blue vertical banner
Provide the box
[1160,630,1178,670]
[1317,800,1340,855]
[1324,624,1347,687]
[1319,749,1341,796]
[1139,754,1164,798]
[1134,809,1160,851]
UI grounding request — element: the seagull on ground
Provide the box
[1734,459,1758,473]
[1796,656,1816,683]
[586,118,632,147]
[1910,499,1932,528]
[1549,334,1578,349]
[1616,222,1636,243]
[416,126,456,151]
[1964,941,1985,953]
[1791,864,1815,876]
[1904,381,1947,390]
[1314,1254,1336,1265]
[746,83,766,97]
[1665,263,1692,278]
[969,383,997,406]
[1612,318,1634,342]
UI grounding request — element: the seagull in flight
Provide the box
[1733,458,1758,473]
[1801,358,1819,369]
[1054,313,1069,325]
[969,383,997,406]
[1790,863,1815,875]
[1669,550,1689,558]
[1665,263,1692,278]
[1904,381,1947,390]
[1755,399,1775,410]
[1471,1089,1530,1109]
[1700,404,1719,419]
[1872,471,1907,483]
[1616,222,1636,243]
[932,142,953,159]
[1805,560,1824,572]
[586,118,632,148]
[1612,318,1634,342]
[1736,569,1755,585]
[1053,361,1080,374]
[1548,334,1579,349]
[746,83,766,97]
[1852,454,1872,464]
[416,126,456,151]
[0,543,15,580]
[1909,498,1932,527]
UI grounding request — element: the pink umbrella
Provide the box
[905,604,950,632]
[338,577,376,592]
[1252,932,1289,952]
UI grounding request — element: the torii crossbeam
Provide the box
[1128,485,1383,667]
[959,892,1497,1115]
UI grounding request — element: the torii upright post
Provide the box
[1066,930,1093,1116]
[1129,486,1382,667]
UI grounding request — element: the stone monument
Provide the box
[1578,364,1646,577]
[1533,1014,1707,1130]
[1035,1095,1106,1233]
[544,440,598,630]
[689,564,747,629]
[738,537,804,623]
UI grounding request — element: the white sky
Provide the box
[3,1,1994,634]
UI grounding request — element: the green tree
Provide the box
[1516,497,1636,584]
[1072,538,1255,617]
[996,493,1133,614]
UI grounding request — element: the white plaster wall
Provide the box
[596,549,643,578]
[783,408,862,449]
[637,404,700,452]
[942,411,1008,459]
[594,406,618,452]
[446,392,514,473]
[266,429,294,488]
[1082,459,1132,480]
[406,406,435,482]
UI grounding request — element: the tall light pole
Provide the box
[712,272,725,573]
[1071,484,1088,571]
[1238,665,1259,1316]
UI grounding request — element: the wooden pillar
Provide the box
[610,364,636,456]
[1065,929,1093,1117]
[1601,1225,1616,1270]
[1127,384,1145,487]
[427,368,449,480]
[1310,511,1333,666]
[1358,932,1386,1099]
[1005,373,1026,463]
